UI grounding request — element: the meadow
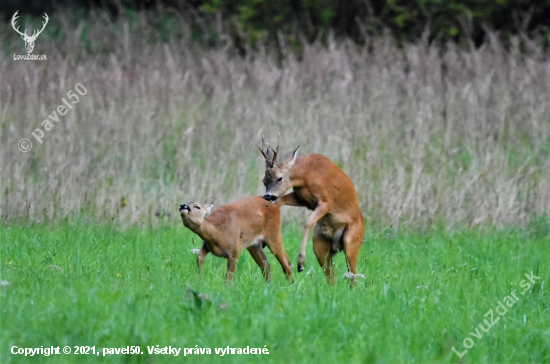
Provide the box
[1,219,549,363]
[1,8,550,364]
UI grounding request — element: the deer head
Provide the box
[259,135,299,202]
[179,202,214,231]
[11,11,49,54]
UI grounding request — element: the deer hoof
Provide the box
[297,254,305,272]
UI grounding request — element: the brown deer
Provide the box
[179,196,294,282]
[259,136,364,282]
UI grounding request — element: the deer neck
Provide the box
[288,163,304,188]
[193,219,218,245]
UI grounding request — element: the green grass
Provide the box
[1,220,549,363]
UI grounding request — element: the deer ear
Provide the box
[286,145,299,168]
[204,204,214,216]
[265,148,275,168]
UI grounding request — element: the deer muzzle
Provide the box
[263,194,278,202]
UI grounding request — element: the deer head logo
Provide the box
[11,11,49,54]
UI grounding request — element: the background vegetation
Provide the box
[1,0,550,48]
[1,9,550,228]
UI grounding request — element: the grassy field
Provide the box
[1,218,549,363]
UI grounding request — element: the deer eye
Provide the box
[277,177,283,183]
[194,206,200,209]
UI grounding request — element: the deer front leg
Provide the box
[297,202,330,272]
[225,256,238,283]
[278,192,304,206]
[197,243,209,274]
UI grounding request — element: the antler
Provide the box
[31,13,48,39]
[11,11,26,37]
[259,134,281,167]
[270,133,280,165]
[259,134,269,160]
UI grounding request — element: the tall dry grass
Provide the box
[1,11,549,229]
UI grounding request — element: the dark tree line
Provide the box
[3,0,550,47]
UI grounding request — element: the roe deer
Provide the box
[259,136,364,282]
[179,196,294,282]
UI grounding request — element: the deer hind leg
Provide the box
[298,202,330,272]
[264,234,294,282]
[312,224,336,284]
[342,220,365,285]
[247,244,271,283]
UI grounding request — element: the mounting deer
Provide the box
[259,136,364,282]
[11,11,49,54]
[179,196,294,282]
